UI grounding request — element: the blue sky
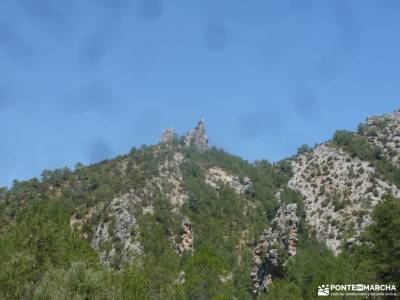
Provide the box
[1,0,400,186]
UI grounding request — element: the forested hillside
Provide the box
[0,116,399,299]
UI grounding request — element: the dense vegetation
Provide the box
[260,194,400,299]
[0,141,398,299]
[0,145,291,299]
[332,130,400,187]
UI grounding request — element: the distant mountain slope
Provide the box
[1,120,293,299]
[288,109,400,255]
[359,109,400,167]
[1,112,399,299]
[289,143,399,253]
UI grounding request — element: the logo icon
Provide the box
[318,285,330,296]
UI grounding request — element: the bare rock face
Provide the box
[361,109,400,167]
[160,128,177,145]
[91,194,142,266]
[184,119,208,152]
[177,218,194,254]
[157,152,188,209]
[205,167,252,194]
[289,143,400,254]
[251,203,299,295]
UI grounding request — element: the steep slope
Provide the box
[359,109,400,167]
[287,108,400,254]
[289,143,399,253]
[247,109,400,297]
[0,120,292,299]
[1,111,399,299]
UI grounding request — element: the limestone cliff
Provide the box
[251,203,299,295]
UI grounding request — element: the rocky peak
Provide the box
[184,119,209,152]
[160,128,177,145]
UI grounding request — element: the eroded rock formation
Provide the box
[205,167,252,194]
[91,194,142,266]
[251,203,298,295]
[177,218,194,254]
[160,128,177,145]
[289,143,400,254]
[184,119,208,152]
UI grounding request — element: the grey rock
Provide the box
[346,236,362,250]
[176,271,185,285]
[205,167,253,194]
[184,119,208,151]
[160,127,177,145]
[177,218,194,254]
[289,142,400,254]
[251,203,299,295]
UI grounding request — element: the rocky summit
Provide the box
[160,127,177,145]
[183,118,209,151]
[1,109,399,299]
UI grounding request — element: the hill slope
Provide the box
[1,114,399,299]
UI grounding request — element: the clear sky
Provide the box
[1,0,400,187]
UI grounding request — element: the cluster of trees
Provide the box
[260,194,400,299]
[0,142,398,299]
[1,194,398,299]
[0,144,293,299]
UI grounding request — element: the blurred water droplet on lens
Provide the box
[86,139,113,162]
[0,21,33,65]
[204,23,229,50]
[136,0,163,21]
[293,88,319,118]
[0,87,9,111]
[79,33,107,69]
[238,108,285,139]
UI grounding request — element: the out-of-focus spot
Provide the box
[289,0,315,21]
[86,138,113,162]
[79,32,108,69]
[78,1,127,70]
[92,0,127,9]
[0,20,33,65]
[237,108,286,139]
[18,0,70,35]
[65,83,122,116]
[0,86,10,111]
[292,87,319,119]
[328,0,361,57]
[135,0,163,22]
[204,23,229,51]
[315,55,340,84]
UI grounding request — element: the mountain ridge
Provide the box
[1,109,399,299]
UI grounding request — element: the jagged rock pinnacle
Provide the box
[160,127,177,145]
[160,119,209,151]
[184,119,209,152]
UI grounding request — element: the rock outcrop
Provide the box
[177,219,194,254]
[91,194,142,266]
[289,143,400,254]
[205,167,252,194]
[251,203,299,295]
[160,128,177,145]
[184,119,208,152]
[360,109,400,168]
[156,151,188,209]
